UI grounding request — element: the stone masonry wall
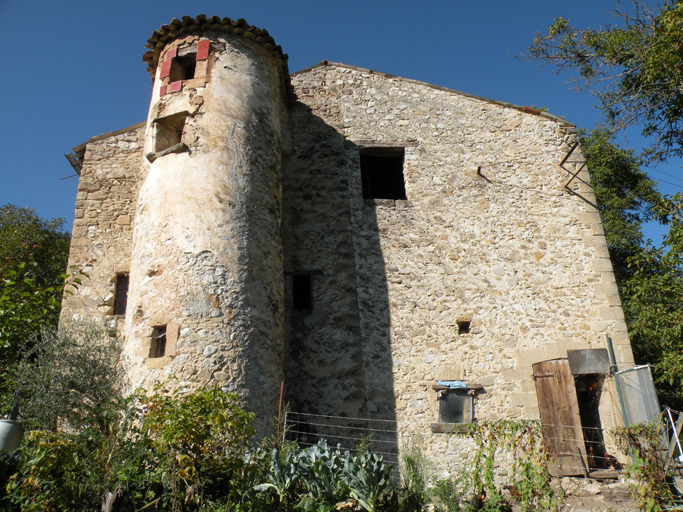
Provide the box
[60,124,144,326]
[62,56,635,474]
[287,63,633,467]
[282,68,372,429]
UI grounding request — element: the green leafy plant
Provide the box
[430,474,470,512]
[142,385,256,510]
[297,440,347,505]
[6,430,94,512]
[0,204,71,373]
[253,444,302,507]
[463,420,562,512]
[342,450,392,512]
[12,323,122,434]
[612,421,674,512]
[397,445,430,511]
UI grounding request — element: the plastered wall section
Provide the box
[60,125,144,326]
[291,64,633,465]
[121,33,288,437]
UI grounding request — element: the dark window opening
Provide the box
[169,53,196,82]
[575,374,608,469]
[150,326,167,358]
[457,321,471,335]
[360,147,406,200]
[155,113,187,153]
[292,274,313,310]
[438,389,473,424]
[114,274,129,316]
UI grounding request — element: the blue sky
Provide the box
[1,0,679,242]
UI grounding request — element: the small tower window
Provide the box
[154,113,187,153]
[457,320,471,335]
[158,41,210,96]
[292,274,313,311]
[150,326,167,358]
[169,53,197,82]
[113,274,129,316]
[360,147,406,200]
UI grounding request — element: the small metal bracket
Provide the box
[563,162,587,189]
[557,142,587,191]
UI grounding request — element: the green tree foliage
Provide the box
[582,128,683,407]
[528,1,683,406]
[5,387,257,512]
[613,420,674,511]
[580,127,664,279]
[0,205,71,363]
[0,205,70,286]
[528,1,683,162]
[14,324,124,434]
[623,198,683,407]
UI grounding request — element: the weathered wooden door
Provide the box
[532,359,588,477]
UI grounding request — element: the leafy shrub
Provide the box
[13,323,123,434]
[342,450,392,512]
[462,420,562,511]
[613,421,674,512]
[139,385,256,510]
[6,430,100,512]
[298,440,347,504]
[5,386,257,512]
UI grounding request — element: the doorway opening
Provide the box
[574,373,607,469]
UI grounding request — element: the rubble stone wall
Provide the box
[62,57,635,470]
[60,124,144,326]
[287,63,632,466]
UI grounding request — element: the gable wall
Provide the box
[287,64,632,464]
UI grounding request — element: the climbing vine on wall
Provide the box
[461,420,563,512]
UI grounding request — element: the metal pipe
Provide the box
[606,334,629,426]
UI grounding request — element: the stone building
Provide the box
[61,15,634,474]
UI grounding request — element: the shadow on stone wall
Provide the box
[281,100,397,460]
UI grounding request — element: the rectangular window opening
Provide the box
[169,53,197,82]
[155,112,187,153]
[438,389,473,424]
[457,320,471,335]
[114,273,129,316]
[150,326,167,358]
[360,147,406,200]
[292,274,313,311]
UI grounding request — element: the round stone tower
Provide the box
[123,16,291,436]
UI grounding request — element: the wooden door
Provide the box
[532,359,588,477]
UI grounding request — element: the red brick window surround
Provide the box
[159,40,210,96]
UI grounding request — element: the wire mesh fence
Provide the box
[284,411,400,469]
[284,408,683,479]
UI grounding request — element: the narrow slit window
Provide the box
[360,147,406,200]
[150,326,167,358]
[155,113,187,153]
[114,274,129,316]
[292,274,313,311]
